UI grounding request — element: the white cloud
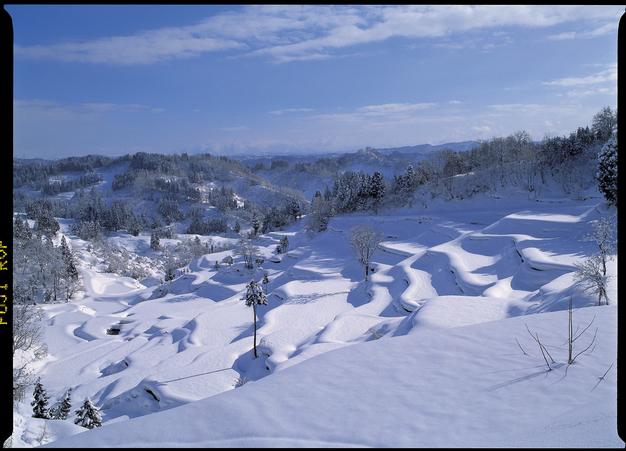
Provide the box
[547,22,617,40]
[268,108,314,115]
[356,103,435,115]
[543,65,616,87]
[13,5,623,65]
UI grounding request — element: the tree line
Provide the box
[306,107,617,234]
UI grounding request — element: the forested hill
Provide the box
[13,107,618,254]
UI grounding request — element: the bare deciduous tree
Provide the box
[233,239,261,270]
[348,224,384,282]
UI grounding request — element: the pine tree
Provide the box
[279,235,290,254]
[262,272,270,294]
[251,213,260,236]
[31,377,51,419]
[33,209,60,239]
[70,219,80,236]
[150,231,160,251]
[13,214,32,242]
[597,135,617,206]
[74,397,102,429]
[51,387,72,420]
[290,200,301,221]
[370,170,386,199]
[243,280,268,358]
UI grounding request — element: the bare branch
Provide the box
[601,363,614,380]
[571,327,598,364]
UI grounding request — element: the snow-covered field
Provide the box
[11,190,621,447]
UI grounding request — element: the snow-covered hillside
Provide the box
[10,190,621,447]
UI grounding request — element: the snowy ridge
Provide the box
[12,191,621,447]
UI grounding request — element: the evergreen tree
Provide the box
[150,231,160,251]
[74,397,102,429]
[59,236,80,283]
[251,213,260,236]
[70,219,80,236]
[13,214,32,242]
[597,135,617,206]
[243,279,268,358]
[262,271,269,294]
[127,212,141,237]
[51,387,72,420]
[33,209,60,239]
[289,200,301,221]
[279,235,290,254]
[31,377,51,419]
[370,170,386,199]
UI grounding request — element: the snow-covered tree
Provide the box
[279,236,290,255]
[597,135,617,206]
[150,230,160,251]
[251,213,261,236]
[234,239,260,270]
[370,170,386,210]
[33,209,60,239]
[31,377,51,419]
[289,200,301,222]
[574,254,610,306]
[262,271,269,294]
[307,193,331,234]
[591,106,617,142]
[50,387,72,420]
[74,397,102,429]
[348,224,384,282]
[13,214,32,242]
[584,215,617,277]
[243,279,268,358]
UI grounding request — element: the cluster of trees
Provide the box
[306,107,617,229]
[13,213,80,407]
[13,154,121,190]
[40,172,103,197]
[329,170,386,214]
[186,216,229,236]
[14,214,82,304]
[206,185,238,212]
[12,301,47,406]
[31,379,101,429]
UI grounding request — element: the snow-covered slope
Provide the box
[11,190,621,447]
[43,304,621,448]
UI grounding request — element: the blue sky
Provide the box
[7,5,621,159]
